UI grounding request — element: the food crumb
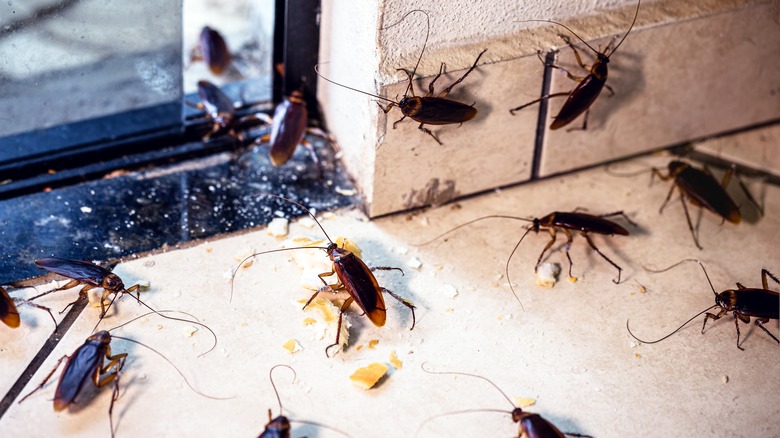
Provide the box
[389,350,403,369]
[441,284,458,298]
[282,339,303,354]
[302,318,317,325]
[513,397,535,408]
[368,339,379,349]
[568,276,578,283]
[356,345,363,351]
[350,363,389,390]
[183,326,198,337]
[407,257,423,269]
[267,218,290,238]
[721,375,729,384]
[634,353,641,358]
[535,263,561,287]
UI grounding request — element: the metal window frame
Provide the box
[0,0,322,200]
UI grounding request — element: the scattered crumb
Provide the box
[138,373,147,380]
[80,206,92,213]
[240,322,249,327]
[335,187,356,196]
[407,258,423,269]
[634,353,641,358]
[234,250,256,268]
[156,324,163,330]
[393,246,409,255]
[300,297,338,322]
[356,345,363,351]
[322,212,335,219]
[494,273,504,281]
[628,340,639,348]
[445,307,454,312]
[721,375,729,384]
[350,363,389,389]
[282,339,303,354]
[204,247,213,253]
[535,263,561,287]
[513,397,536,408]
[368,339,379,349]
[441,284,458,298]
[87,289,110,309]
[298,217,316,229]
[302,318,317,325]
[267,218,289,238]
[389,350,403,369]
[435,265,444,271]
[183,326,198,337]
[568,276,578,283]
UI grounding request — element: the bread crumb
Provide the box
[302,317,317,325]
[389,350,403,369]
[568,276,578,283]
[721,375,729,384]
[368,339,379,349]
[350,363,389,389]
[282,339,303,354]
[183,326,198,337]
[535,263,561,287]
[441,284,458,298]
[513,397,536,408]
[267,218,289,238]
[407,257,423,269]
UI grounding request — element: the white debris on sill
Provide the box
[266,217,289,238]
[535,262,561,288]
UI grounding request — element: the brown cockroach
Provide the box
[231,195,415,357]
[628,259,779,350]
[316,10,486,145]
[1,285,56,330]
[419,364,592,437]
[510,0,641,130]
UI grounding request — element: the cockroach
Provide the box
[259,365,352,438]
[19,313,229,437]
[1,285,56,329]
[652,160,760,250]
[33,257,142,318]
[232,194,416,357]
[627,259,779,350]
[421,210,635,304]
[32,257,219,356]
[186,80,266,143]
[250,85,334,172]
[316,10,486,145]
[419,364,591,438]
[191,26,232,75]
[510,0,641,130]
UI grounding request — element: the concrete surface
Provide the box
[1,153,778,437]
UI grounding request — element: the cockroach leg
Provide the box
[18,354,70,404]
[582,233,623,284]
[755,319,780,344]
[326,297,355,357]
[598,210,638,227]
[678,193,703,250]
[438,49,487,99]
[534,227,559,272]
[370,266,405,276]
[381,287,416,329]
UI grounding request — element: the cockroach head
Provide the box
[667,160,687,176]
[511,407,525,423]
[398,96,419,111]
[102,273,124,292]
[91,330,112,344]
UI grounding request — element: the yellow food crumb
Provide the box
[512,397,536,408]
[302,318,317,325]
[389,350,403,369]
[568,276,578,283]
[282,339,303,354]
[356,345,363,351]
[350,363,389,390]
[335,237,362,258]
[300,296,338,322]
[635,353,641,358]
[240,322,249,327]
[368,339,379,349]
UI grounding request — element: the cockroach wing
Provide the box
[732,289,779,320]
[675,166,741,224]
[333,254,387,327]
[269,98,308,166]
[199,26,231,75]
[0,287,21,328]
[410,97,477,125]
[53,339,105,411]
[35,257,110,286]
[521,413,567,438]
[552,212,629,236]
[550,75,605,130]
[258,415,291,438]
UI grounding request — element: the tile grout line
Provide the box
[0,299,88,418]
[530,50,556,180]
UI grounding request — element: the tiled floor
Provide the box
[1,152,777,437]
